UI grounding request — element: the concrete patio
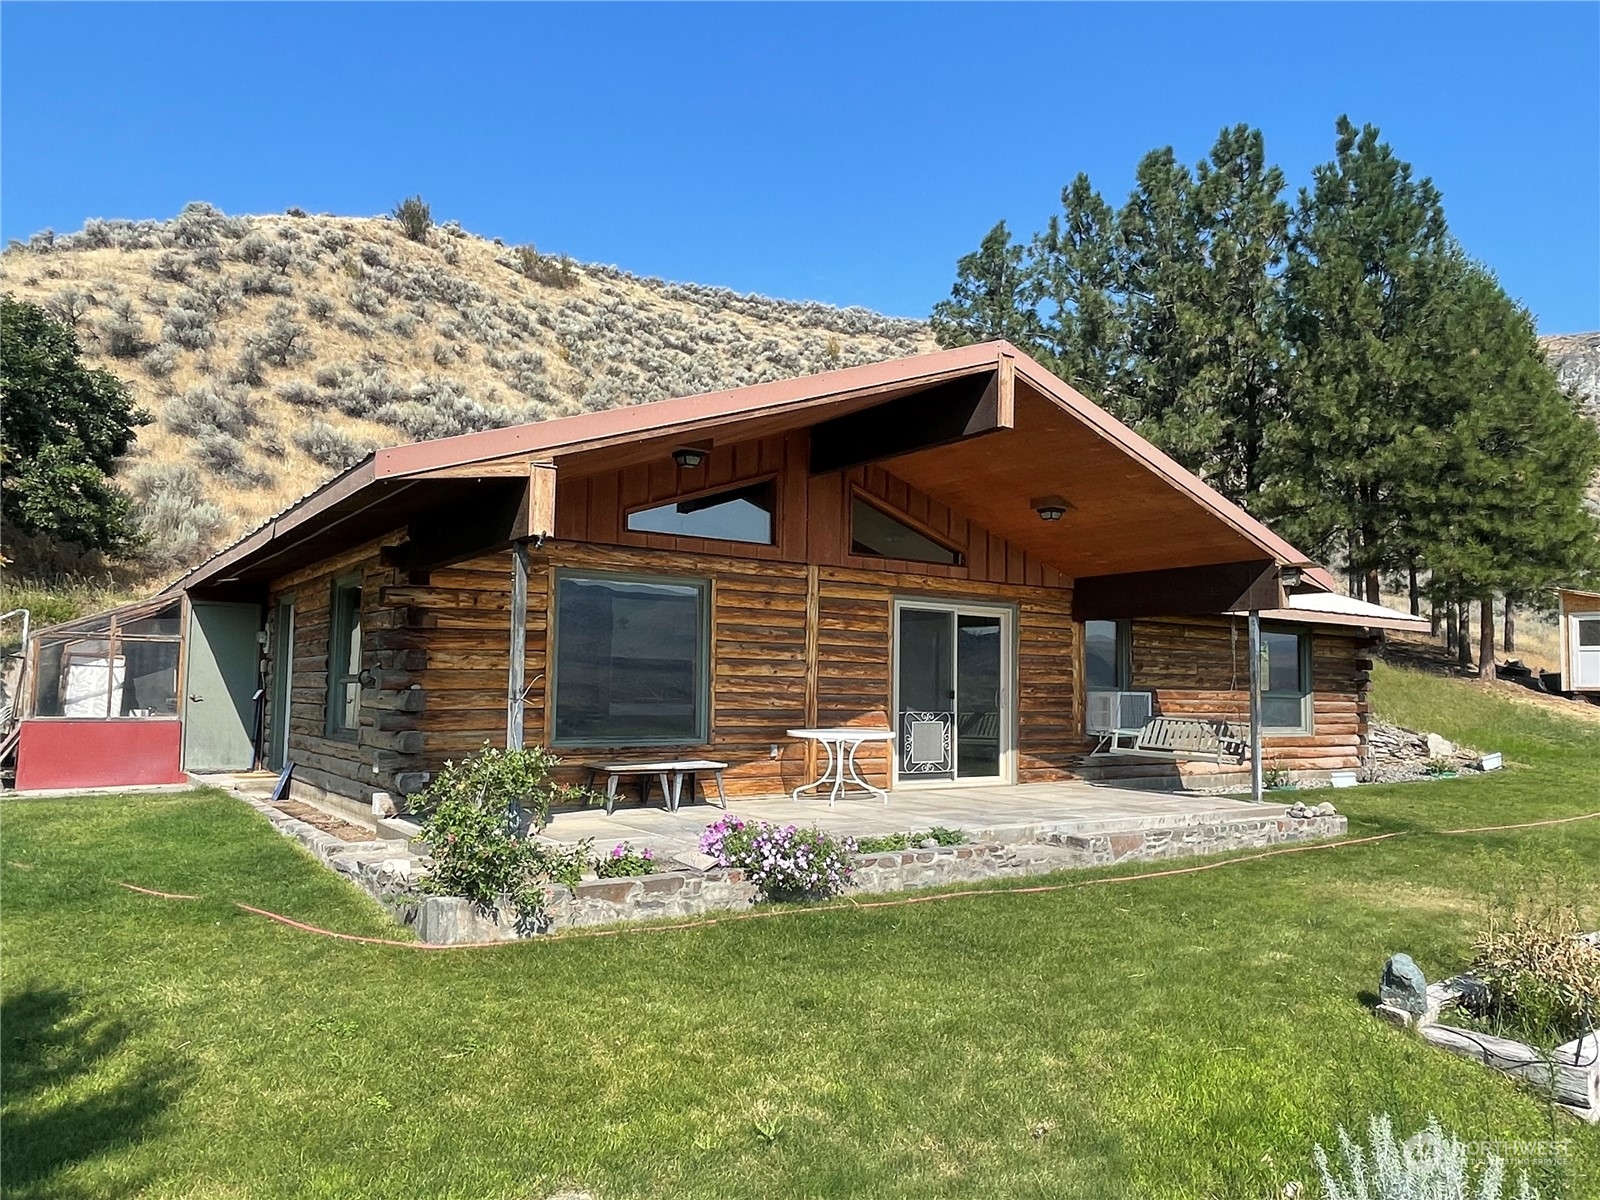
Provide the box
[538,780,1297,857]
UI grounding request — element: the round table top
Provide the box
[786,727,896,741]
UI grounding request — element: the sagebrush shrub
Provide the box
[161,304,215,350]
[294,420,375,470]
[232,231,270,263]
[141,342,179,378]
[164,381,254,438]
[227,347,265,387]
[347,282,386,316]
[392,195,432,242]
[247,303,311,366]
[304,293,335,321]
[274,379,321,407]
[127,462,231,569]
[240,267,292,297]
[192,429,260,485]
[151,251,192,283]
[48,287,93,327]
[96,299,146,358]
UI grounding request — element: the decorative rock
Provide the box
[672,850,718,873]
[918,838,938,849]
[1425,733,1457,759]
[371,791,397,818]
[1315,802,1338,817]
[1380,953,1428,1014]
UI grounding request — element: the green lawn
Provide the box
[3,663,1598,1199]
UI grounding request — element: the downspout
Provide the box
[507,540,529,750]
[1248,608,1263,804]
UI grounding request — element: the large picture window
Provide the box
[1262,628,1311,732]
[552,572,709,746]
[325,580,362,738]
[626,480,776,545]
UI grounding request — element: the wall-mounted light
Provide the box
[1032,495,1071,522]
[671,447,707,469]
[1280,565,1304,591]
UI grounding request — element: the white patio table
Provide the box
[787,727,895,805]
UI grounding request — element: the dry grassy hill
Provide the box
[0,203,933,576]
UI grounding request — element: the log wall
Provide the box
[1129,617,1377,773]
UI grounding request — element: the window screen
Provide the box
[626,481,776,545]
[552,573,707,745]
[850,498,962,566]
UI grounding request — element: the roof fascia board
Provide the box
[372,343,1008,480]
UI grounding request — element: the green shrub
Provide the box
[408,742,600,915]
[393,195,432,242]
[856,827,968,853]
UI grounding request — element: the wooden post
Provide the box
[507,540,529,749]
[1248,609,1263,804]
[802,565,820,781]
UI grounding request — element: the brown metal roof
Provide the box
[171,341,1336,595]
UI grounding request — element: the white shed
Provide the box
[1558,588,1600,695]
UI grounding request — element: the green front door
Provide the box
[183,601,262,772]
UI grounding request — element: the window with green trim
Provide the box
[1261,628,1312,733]
[325,580,362,738]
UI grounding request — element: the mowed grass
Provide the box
[3,664,1598,1199]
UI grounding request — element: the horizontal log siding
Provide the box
[266,535,420,802]
[1129,617,1376,773]
[381,543,1080,799]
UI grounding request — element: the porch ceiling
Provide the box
[874,381,1269,580]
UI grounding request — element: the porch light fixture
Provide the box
[1032,495,1071,522]
[671,447,706,469]
[1280,565,1304,591]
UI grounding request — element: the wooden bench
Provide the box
[1093,716,1248,765]
[586,759,729,815]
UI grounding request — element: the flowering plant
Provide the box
[699,815,855,902]
[594,842,659,878]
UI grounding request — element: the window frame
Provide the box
[1083,619,1133,692]
[847,490,966,568]
[1261,626,1313,735]
[622,475,779,547]
[548,568,712,749]
[26,600,184,721]
[324,576,363,741]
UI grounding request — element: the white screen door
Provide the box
[894,601,1013,784]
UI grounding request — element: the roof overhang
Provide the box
[170,341,1339,600]
[1229,592,1431,633]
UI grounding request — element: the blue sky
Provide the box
[4,3,1597,332]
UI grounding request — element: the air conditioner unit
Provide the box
[1086,690,1153,734]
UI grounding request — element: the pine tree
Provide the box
[929,221,1041,349]
[1029,175,1124,410]
[1269,117,1453,602]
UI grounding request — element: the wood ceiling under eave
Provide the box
[880,381,1269,580]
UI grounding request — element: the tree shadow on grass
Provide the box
[1,986,188,1195]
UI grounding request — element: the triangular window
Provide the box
[850,497,963,566]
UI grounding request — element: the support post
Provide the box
[1248,608,1263,804]
[507,540,529,749]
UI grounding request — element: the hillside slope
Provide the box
[0,204,933,573]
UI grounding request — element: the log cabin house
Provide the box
[14,342,1427,799]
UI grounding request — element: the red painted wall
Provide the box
[15,720,186,791]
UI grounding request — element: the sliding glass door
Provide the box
[894,601,1013,784]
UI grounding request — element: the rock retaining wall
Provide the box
[240,793,1348,945]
